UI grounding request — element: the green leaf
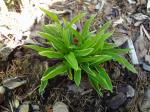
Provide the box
[88,76,103,96]
[103,52,137,74]
[79,36,97,49]
[74,69,81,86]
[69,13,86,26]
[74,48,94,56]
[93,32,113,53]
[39,51,63,58]
[81,63,111,91]
[95,66,113,91]
[40,8,59,23]
[81,63,97,77]
[81,14,96,37]
[41,63,68,81]
[98,21,111,34]
[68,69,73,80]
[43,24,62,38]
[24,45,52,52]
[70,27,84,44]
[103,42,117,49]
[114,56,138,74]
[78,55,112,64]
[102,48,130,54]
[37,32,66,52]
[62,28,71,47]
[65,52,79,71]
[39,66,56,93]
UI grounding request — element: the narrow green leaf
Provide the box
[62,28,70,47]
[37,32,66,52]
[93,32,113,53]
[69,13,86,26]
[115,56,138,74]
[81,63,97,77]
[39,66,56,93]
[78,55,112,64]
[74,69,81,86]
[102,48,130,54]
[70,27,84,43]
[39,51,63,58]
[103,52,137,74]
[103,42,117,49]
[98,21,111,34]
[74,48,94,56]
[39,80,48,93]
[40,8,59,22]
[43,24,62,38]
[88,76,103,96]
[95,66,113,91]
[79,36,97,49]
[24,45,52,52]
[65,52,79,71]
[68,69,73,80]
[41,63,68,81]
[82,14,96,37]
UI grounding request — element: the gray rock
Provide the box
[145,55,150,64]
[107,93,127,109]
[127,0,136,4]
[0,86,5,104]
[142,62,150,71]
[53,102,69,112]
[19,103,29,112]
[2,76,27,90]
[140,86,150,112]
[118,85,135,98]
[32,104,40,111]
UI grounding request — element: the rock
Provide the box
[112,36,128,46]
[131,13,148,21]
[2,76,27,90]
[53,102,69,112]
[0,86,5,104]
[19,103,30,112]
[127,0,136,4]
[127,38,139,65]
[142,62,150,71]
[145,55,150,64]
[147,0,150,13]
[32,104,40,111]
[140,86,150,112]
[67,84,84,93]
[118,85,135,98]
[107,93,127,109]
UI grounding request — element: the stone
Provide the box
[19,103,29,112]
[140,87,150,112]
[107,93,127,109]
[118,85,135,98]
[2,76,27,90]
[0,86,5,104]
[53,102,69,112]
[145,55,150,64]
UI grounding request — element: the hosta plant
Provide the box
[26,8,137,95]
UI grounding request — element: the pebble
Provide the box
[2,76,27,90]
[145,55,150,64]
[140,86,150,112]
[118,85,135,98]
[53,102,69,112]
[107,93,127,109]
[0,86,5,104]
[19,103,30,112]
[127,0,136,4]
